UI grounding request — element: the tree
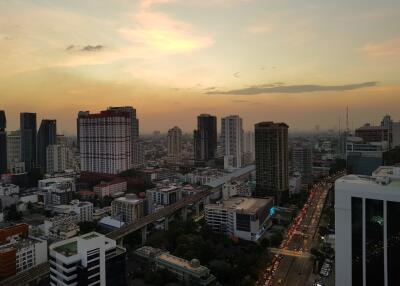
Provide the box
[5,204,23,221]
[78,221,98,234]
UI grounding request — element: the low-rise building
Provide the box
[205,197,274,241]
[42,214,79,239]
[93,207,111,221]
[0,224,47,281]
[52,200,93,222]
[111,194,145,223]
[146,184,183,214]
[140,168,177,183]
[135,246,216,286]
[222,181,252,199]
[49,232,126,286]
[0,183,19,196]
[94,180,127,199]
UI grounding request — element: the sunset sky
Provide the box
[1,0,400,134]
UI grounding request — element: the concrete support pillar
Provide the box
[141,225,147,245]
[164,216,169,231]
[181,207,188,221]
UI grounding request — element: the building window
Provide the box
[365,199,384,286]
[351,197,363,286]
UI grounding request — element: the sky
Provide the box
[1,0,400,134]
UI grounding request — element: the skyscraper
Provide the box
[37,119,57,172]
[254,122,289,204]
[20,112,37,172]
[221,115,243,169]
[243,131,255,162]
[193,114,217,166]
[291,144,313,185]
[0,111,7,174]
[167,126,182,163]
[78,109,131,174]
[107,106,142,167]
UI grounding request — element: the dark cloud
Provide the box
[80,45,104,52]
[66,45,104,52]
[207,82,378,95]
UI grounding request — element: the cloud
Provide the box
[207,82,378,95]
[81,45,104,52]
[233,72,240,78]
[363,38,400,57]
[119,0,213,54]
[66,45,104,52]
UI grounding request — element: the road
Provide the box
[257,172,344,286]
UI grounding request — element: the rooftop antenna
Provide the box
[346,106,349,133]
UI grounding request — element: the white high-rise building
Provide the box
[167,126,182,163]
[78,110,131,174]
[107,106,143,168]
[335,166,400,286]
[221,115,243,169]
[49,232,126,286]
[46,144,74,174]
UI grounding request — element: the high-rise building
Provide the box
[167,126,182,163]
[243,131,255,163]
[221,115,243,169]
[355,123,390,143]
[78,110,131,174]
[392,121,400,147]
[46,144,74,174]
[49,232,126,286]
[7,131,21,170]
[291,144,313,185]
[254,122,289,204]
[107,106,141,167]
[0,111,7,174]
[335,166,400,286]
[20,112,37,171]
[193,114,217,165]
[37,119,57,171]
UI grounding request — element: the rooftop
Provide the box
[114,194,143,204]
[337,166,400,188]
[206,165,255,188]
[207,197,273,214]
[158,253,208,274]
[53,241,77,257]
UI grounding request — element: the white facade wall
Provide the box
[335,168,400,286]
[79,112,132,174]
[46,144,74,174]
[221,115,243,169]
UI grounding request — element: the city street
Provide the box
[257,174,342,286]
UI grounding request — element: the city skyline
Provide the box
[1,0,400,133]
